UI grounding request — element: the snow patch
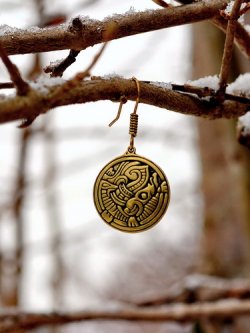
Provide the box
[0,24,22,36]
[244,24,250,33]
[104,7,138,22]
[188,75,219,90]
[150,81,172,90]
[29,26,43,33]
[46,58,65,68]
[29,75,65,94]
[225,1,247,15]
[226,2,250,27]
[238,112,250,135]
[101,73,123,79]
[227,73,250,97]
[225,0,234,15]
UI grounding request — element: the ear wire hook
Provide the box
[132,76,140,115]
[108,77,141,127]
[108,77,141,154]
[109,96,127,127]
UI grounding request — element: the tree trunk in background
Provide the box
[192,22,250,278]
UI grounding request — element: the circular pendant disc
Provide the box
[93,153,170,233]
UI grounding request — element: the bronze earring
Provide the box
[93,77,170,233]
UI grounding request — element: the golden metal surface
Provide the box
[93,152,170,233]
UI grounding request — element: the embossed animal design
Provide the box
[99,161,168,227]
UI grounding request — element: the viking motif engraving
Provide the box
[94,153,170,232]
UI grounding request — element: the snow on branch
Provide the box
[0,77,249,125]
[1,0,250,60]
[238,111,250,148]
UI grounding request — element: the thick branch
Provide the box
[0,78,249,125]
[0,1,229,56]
[0,77,249,124]
[1,299,250,332]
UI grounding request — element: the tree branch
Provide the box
[0,1,231,56]
[0,77,249,125]
[1,299,250,332]
[0,82,14,89]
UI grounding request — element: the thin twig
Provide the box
[50,42,108,104]
[239,2,250,15]
[44,17,82,77]
[166,0,250,64]
[50,20,111,93]
[74,42,107,81]
[0,82,14,89]
[44,13,106,78]
[170,83,250,104]
[0,43,30,96]
[44,50,80,77]
[219,0,244,92]
[152,0,172,8]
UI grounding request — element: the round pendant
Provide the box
[93,152,170,233]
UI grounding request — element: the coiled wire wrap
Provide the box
[129,113,138,137]
[127,77,140,153]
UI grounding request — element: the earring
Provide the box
[93,77,170,233]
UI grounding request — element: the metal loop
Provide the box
[126,146,136,154]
